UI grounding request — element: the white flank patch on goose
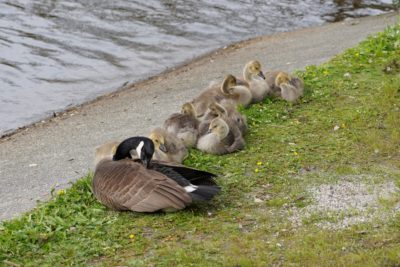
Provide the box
[184,184,198,193]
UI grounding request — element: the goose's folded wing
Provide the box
[93,159,191,212]
[150,160,217,185]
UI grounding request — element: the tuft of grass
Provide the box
[1,23,400,266]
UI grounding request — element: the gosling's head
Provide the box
[244,60,265,80]
[149,128,167,154]
[221,74,237,95]
[94,141,120,166]
[181,102,196,117]
[113,136,154,168]
[275,72,291,86]
[208,117,229,140]
[208,102,227,117]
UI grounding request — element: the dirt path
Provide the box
[0,13,398,221]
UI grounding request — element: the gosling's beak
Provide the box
[258,71,266,80]
[159,143,167,153]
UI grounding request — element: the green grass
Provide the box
[2,23,400,266]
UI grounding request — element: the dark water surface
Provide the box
[0,0,393,135]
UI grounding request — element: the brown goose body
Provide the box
[93,159,192,212]
[93,158,219,212]
[93,137,220,212]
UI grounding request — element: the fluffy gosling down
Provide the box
[191,74,252,118]
[197,117,245,155]
[199,101,247,136]
[149,127,188,164]
[265,71,304,102]
[92,137,220,212]
[163,102,199,148]
[241,60,270,103]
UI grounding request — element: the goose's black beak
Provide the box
[258,71,266,80]
[159,143,167,153]
[207,128,212,134]
[143,158,150,168]
[140,153,150,168]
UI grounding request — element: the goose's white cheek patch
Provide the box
[136,141,144,159]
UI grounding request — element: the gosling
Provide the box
[163,102,199,148]
[191,74,252,118]
[149,127,188,164]
[197,117,245,155]
[266,71,304,102]
[241,60,270,103]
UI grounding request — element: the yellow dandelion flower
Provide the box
[129,234,135,239]
[293,151,298,156]
[257,161,262,166]
[255,168,259,173]
[355,52,359,57]
[341,123,346,128]
[323,70,329,75]
[57,189,66,196]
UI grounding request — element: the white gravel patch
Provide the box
[289,175,400,229]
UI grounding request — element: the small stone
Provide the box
[254,197,263,203]
[29,163,38,167]
[333,125,340,131]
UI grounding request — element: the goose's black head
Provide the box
[113,136,154,168]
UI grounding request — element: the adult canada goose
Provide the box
[199,101,247,136]
[149,127,188,163]
[191,74,252,118]
[93,136,220,212]
[197,117,245,155]
[163,102,199,148]
[265,71,304,102]
[240,60,270,103]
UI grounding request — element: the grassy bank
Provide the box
[1,23,400,266]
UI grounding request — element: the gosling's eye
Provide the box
[155,139,159,143]
[237,118,241,122]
